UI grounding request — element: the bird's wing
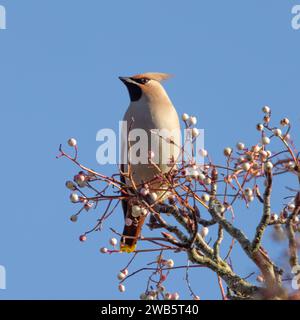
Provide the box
[120,163,127,219]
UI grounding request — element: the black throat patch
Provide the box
[124,82,142,102]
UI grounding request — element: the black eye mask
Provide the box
[131,78,150,85]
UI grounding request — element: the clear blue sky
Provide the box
[0,0,299,300]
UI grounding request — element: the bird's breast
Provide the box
[121,99,181,188]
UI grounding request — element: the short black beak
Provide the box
[119,76,129,83]
[119,76,137,85]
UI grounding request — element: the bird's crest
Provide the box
[131,72,172,82]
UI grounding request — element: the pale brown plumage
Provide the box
[119,72,181,252]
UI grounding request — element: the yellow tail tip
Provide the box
[120,244,136,253]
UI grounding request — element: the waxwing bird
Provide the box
[119,72,181,253]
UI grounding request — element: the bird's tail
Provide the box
[120,216,146,253]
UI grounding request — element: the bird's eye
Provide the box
[134,78,150,85]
